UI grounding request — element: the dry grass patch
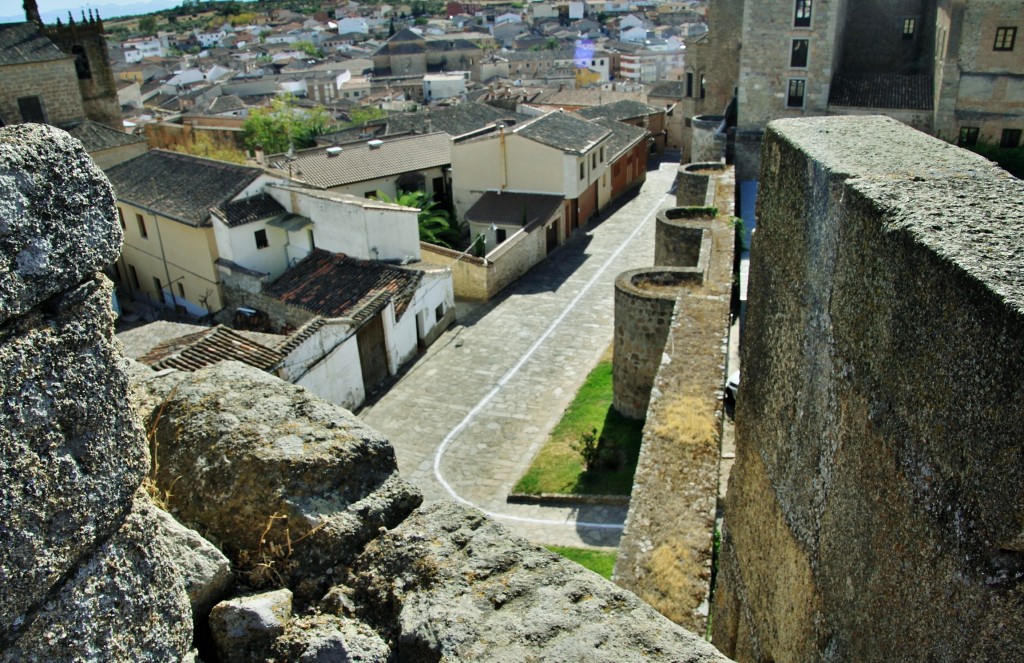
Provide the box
[652,394,716,446]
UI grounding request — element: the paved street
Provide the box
[359,163,677,549]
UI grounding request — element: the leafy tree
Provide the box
[242,94,332,154]
[293,40,323,58]
[346,106,387,126]
[138,15,158,35]
[372,190,464,249]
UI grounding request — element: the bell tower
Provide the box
[41,5,122,128]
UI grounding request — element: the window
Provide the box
[958,126,980,147]
[435,303,445,321]
[579,163,585,180]
[685,72,693,97]
[902,18,917,40]
[600,146,605,162]
[364,190,377,198]
[117,206,125,230]
[254,228,269,249]
[307,228,316,249]
[794,0,811,27]
[71,45,91,79]
[700,73,706,99]
[17,96,46,123]
[136,213,148,239]
[791,39,809,68]
[786,78,806,108]
[177,282,186,299]
[994,27,1017,51]
[1000,128,1022,148]
[496,228,507,243]
[128,264,140,290]
[592,153,597,168]
[153,277,163,299]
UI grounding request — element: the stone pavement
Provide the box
[359,163,678,549]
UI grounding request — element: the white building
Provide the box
[423,71,469,102]
[122,36,164,63]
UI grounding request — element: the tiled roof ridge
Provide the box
[276,316,329,354]
[141,324,283,372]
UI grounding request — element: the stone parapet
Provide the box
[612,267,704,420]
[655,206,718,269]
[713,115,1024,662]
[676,162,726,207]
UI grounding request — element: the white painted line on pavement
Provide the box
[432,188,672,531]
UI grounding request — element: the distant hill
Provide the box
[1,0,200,24]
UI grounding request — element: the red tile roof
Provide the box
[264,249,422,323]
[137,324,284,372]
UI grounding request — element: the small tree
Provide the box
[242,94,332,154]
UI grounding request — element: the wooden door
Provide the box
[357,314,389,393]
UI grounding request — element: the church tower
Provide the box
[26,0,122,128]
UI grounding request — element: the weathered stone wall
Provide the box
[713,115,1024,662]
[0,60,85,127]
[676,162,724,206]
[691,115,725,163]
[615,166,736,635]
[218,265,315,331]
[655,207,717,268]
[612,268,703,420]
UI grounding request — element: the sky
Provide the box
[0,0,189,23]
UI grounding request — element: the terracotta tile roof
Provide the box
[0,22,64,65]
[268,133,451,189]
[466,191,563,227]
[137,324,284,372]
[215,192,286,227]
[106,150,265,227]
[265,249,422,323]
[828,73,934,111]
[514,111,611,154]
[275,316,329,354]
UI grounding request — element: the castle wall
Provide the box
[614,167,736,634]
[713,115,1024,661]
[612,268,703,420]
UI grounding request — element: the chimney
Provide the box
[254,145,265,165]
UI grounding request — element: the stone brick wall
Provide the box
[655,207,716,268]
[612,268,704,419]
[0,60,85,126]
[837,0,936,75]
[676,162,725,206]
[615,167,736,634]
[713,115,1024,662]
[219,266,315,331]
[691,115,726,162]
[737,0,841,129]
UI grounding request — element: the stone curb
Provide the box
[506,493,631,507]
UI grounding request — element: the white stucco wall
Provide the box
[280,320,366,410]
[266,186,421,262]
